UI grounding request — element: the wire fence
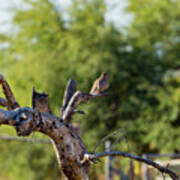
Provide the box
[0,135,179,180]
[0,134,51,144]
[0,134,61,180]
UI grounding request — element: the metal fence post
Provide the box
[105,141,112,180]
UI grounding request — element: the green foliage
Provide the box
[0,140,59,180]
[124,0,180,153]
[0,0,180,179]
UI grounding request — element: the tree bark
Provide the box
[0,74,178,180]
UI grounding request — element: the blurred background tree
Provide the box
[0,0,180,179]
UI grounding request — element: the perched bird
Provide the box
[90,72,109,95]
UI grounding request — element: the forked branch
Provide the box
[62,91,90,123]
[61,73,109,124]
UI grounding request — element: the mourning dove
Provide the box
[90,72,109,95]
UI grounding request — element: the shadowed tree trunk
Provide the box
[0,74,178,180]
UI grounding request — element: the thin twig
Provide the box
[87,151,179,180]
[93,129,124,153]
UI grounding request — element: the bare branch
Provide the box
[0,106,89,179]
[93,129,124,153]
[62,92,108,124]
[61,73,109,124]
[61,79,77,115]
[0,74,20,110]
[74,110,85,115]
[84,151,179,180]
[0,97,8,107]
[0,107,58,136]
[1,74,177,180]
[32,87,52,114]
[62,91,90,123]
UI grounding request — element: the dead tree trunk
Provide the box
[0,74,178,180]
